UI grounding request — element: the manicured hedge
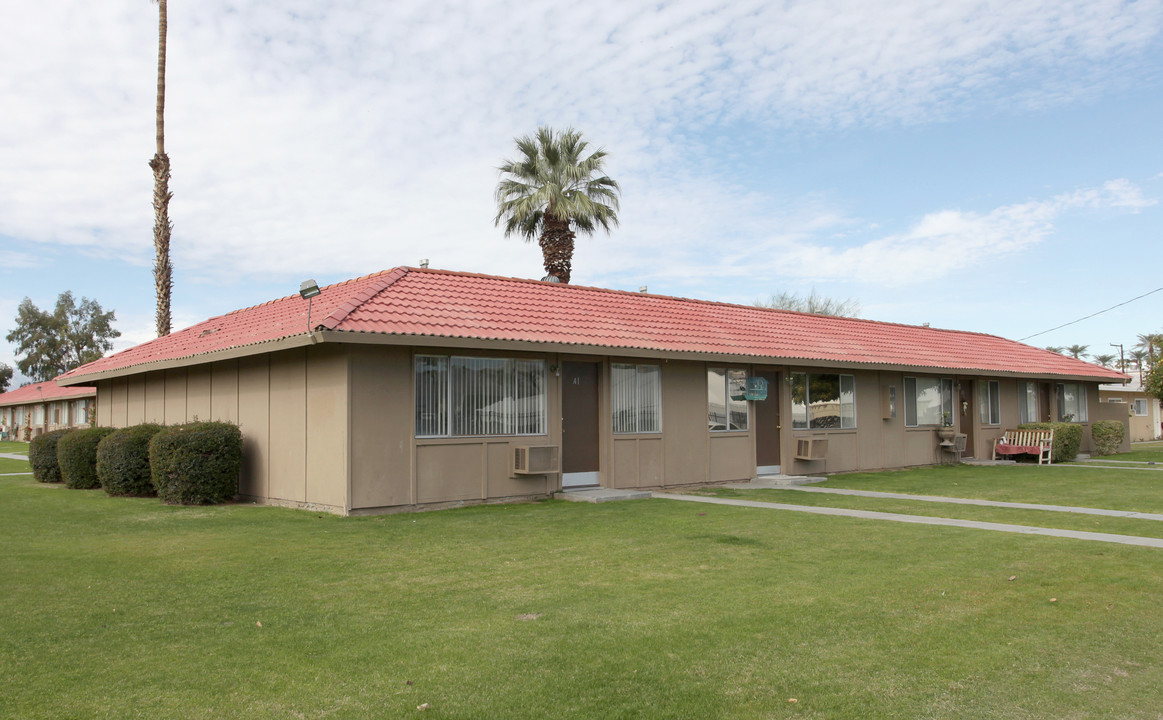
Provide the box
[149,421,243,505]
[29,429,71,483]
[1091,420,1126,457]
[1018,422,1082,463]
[97,424,164,497]
[58,427,117,489]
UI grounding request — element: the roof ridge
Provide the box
[318,267,410,330]
[218,268,404,319]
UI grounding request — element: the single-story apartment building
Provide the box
[57,267,1129,515]
[0,380,96,441]
[1099,376,1162,442]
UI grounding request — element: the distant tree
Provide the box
[1044,346,1065,355]
[1065,344,1089,359]
[0,362,12,393]
[1129,349,1149,368]
[494,126,620,284]
[5,292,120,382]
[754,290,861,317]
[1092,353,1117,368]
[1144,361,1163,405]
[149,0,174,336]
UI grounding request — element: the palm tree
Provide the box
[494,127,620,284]
[148,0,173,336]
[1135,333,1163,362]
[1093,353,1116,368]
[1044,346,1065,355]
[1065,344,1089,359]
[1129,349,1149,369]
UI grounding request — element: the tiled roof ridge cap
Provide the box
[318,267,409,330]
[217,268,402,318]
[405,266,1021,341]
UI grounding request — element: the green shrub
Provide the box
[149,421,243,505]
[58,427,117,489]
[1091,420,1126,457]
[1018,422,1082,463]
[97,424,164,497]
[29,429,71,483]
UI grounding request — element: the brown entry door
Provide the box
[562,361,600,488]
[960,381,975,458]
[753,369,781,472]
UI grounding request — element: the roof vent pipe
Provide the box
[639,286,648,293]
[542,275,561,283]
[419,259,429,268]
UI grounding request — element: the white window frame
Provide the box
[790,372,856,429]
[904,376,954,427]
[414,354,548,438]
[612,363,662,434]
[708,367,749,432]
[1056,383,1089,423]
[979,381,1001,426]
[1133,398,1148,416]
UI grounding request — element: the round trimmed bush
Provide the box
[1091,420,1126,457]
[149,421,243,505]
[97,424,164,497]
[29,429,71,483]
[58,427,117,489]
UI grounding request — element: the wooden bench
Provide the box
[992,428,1054,465]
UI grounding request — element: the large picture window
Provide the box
[1018,382,1039,424]
[32,404,44,425]
[708,368,748,431]
[790,373,856,429]
[612,363,661,434]
[904,376,953,427]
[414,355,547,437]
[1056,383,1088,423]
[979,381,1001,425]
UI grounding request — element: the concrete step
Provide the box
[725,474,825,488]
[554,488,653,503]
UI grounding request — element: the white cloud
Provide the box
[1,0,1159,290]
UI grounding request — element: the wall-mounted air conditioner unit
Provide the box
[794,438,828,461]
[512,446,560,475]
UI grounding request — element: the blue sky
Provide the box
[2,0,1161,384]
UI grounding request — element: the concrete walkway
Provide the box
[652,493,1163,549]
[0,452,28,461]
[753,484,1163,522]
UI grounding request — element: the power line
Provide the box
[1019,286,1163,342]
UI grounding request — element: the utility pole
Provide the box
[1111,343,1125,375]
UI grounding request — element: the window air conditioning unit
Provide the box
[512,446,560,475]
[794,438,828,461]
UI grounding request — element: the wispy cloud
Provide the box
[0,0,1159,291]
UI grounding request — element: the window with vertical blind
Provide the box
[414,355,546,437]
[1056,383,1088,422]
[707,368,748,431]
[904,377,953,427]
[612,363,661,434]
[1018,382,1039,424]
[32,404,44,425]
[979,381,1001,425]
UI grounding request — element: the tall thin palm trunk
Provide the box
[149,0,173,337]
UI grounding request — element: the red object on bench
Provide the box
[993,443,1040,456]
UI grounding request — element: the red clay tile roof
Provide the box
[58,267,1127,383]
[0,380,95,406]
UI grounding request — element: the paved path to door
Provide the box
[761,485,1163,522]
[652,492,1163,549]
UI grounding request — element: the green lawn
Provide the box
[817,463,1163,513]
[0,456,31,474]
[3,471,1163,719]
[1094,441,1163,463]
[0,440,29,455]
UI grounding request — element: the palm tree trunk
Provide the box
[539,217,574,284]
[149,0,173,337]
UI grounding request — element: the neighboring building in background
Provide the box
[56,267,1128,515]
[1099,377,1162,442]
[0,380,96,441]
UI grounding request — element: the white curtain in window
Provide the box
[415,356,449,437]
[1019,382,1038,424]
[613,363,661,434]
